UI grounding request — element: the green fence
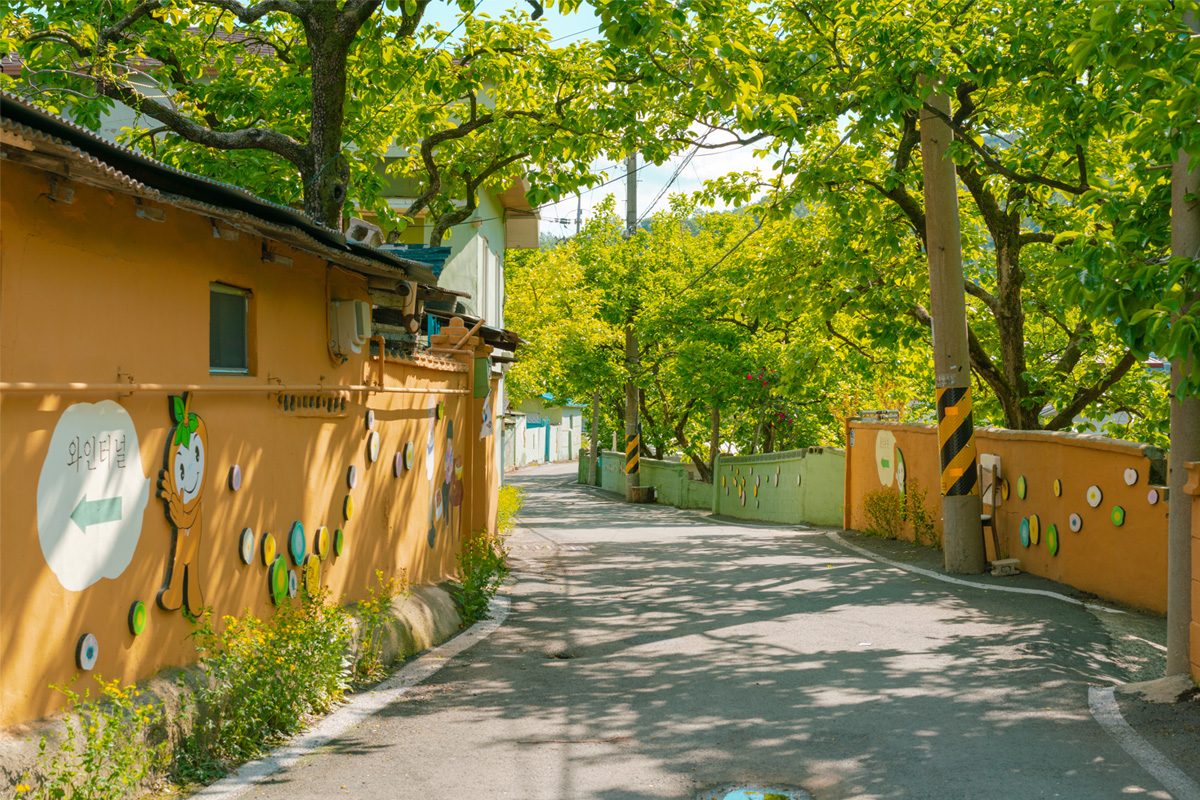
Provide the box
[579,447,846,527]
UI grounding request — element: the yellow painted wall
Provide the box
[0,163,495,727]
[847,422,1169,613]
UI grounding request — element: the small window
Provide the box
[210,283,249,374]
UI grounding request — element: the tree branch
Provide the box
[195,0,306,23]
[1042,351,1138,430]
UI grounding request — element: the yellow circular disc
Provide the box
[1001,479,1010,500]
[343,494,354,521]
[1053,479,1062,497]
[261,533,277,566]
[1030,514,1041,545]
[303,554,321,595]
[315,526,331,560]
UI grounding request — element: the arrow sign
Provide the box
[70,493,122,533]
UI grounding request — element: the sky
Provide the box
[420,0,772,235]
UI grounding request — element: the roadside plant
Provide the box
[906,480,940,549]
[15,677,168,800]
[860,487,905,540]
[353,569,411,685]
[452,485,522,624]
[172,589,352,784]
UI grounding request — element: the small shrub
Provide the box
[451,485,522,624]
[907,479,940,549]
[172,589,352,784]
[16,678,168,800]
[353,569,410,685]
[861,486,905,539]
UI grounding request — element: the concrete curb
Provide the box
[0,584,463,797]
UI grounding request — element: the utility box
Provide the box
[330,299,371,355]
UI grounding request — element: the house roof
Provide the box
[424,307,523,353]
[538,393,586,408]
[376,244,453,278]
[0,92,439,285]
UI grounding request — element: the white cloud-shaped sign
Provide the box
[37,401,151,591]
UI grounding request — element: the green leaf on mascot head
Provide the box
[171,395,186,423]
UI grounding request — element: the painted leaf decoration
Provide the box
[172,395,185,422]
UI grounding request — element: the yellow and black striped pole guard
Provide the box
[936,386,979,497]
[625,433,640,475]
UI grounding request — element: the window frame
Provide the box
[209,282,252,376]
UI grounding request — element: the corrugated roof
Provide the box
[0,92,438,285]
[376,244,453,277]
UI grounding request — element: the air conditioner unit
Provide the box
[330,299,372,355]
[397,281,421,334]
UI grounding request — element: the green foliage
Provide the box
[906,480,939,550]
[172,592,352,784]
[352,569,411,686]
[15,678,168,800]
[860,487,905,541]
[451,485,521,624]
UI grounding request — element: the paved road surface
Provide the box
[239,461,1198,800]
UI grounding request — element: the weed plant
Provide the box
[353,569,410,685]
[451,485,522,623]
[861,486,905,539]
[15,678,167,800]
[172,589,352,784]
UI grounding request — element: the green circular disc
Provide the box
[288,521,306,565]
[436,402,445,419]
[269,557,288,604]
[128,601,147,636]
[334,528,345,556]
[1112,506,1126,526]
[1047,524,1060,556]
[1017,476,1027,499]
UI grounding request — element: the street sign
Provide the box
[36,400,151,591]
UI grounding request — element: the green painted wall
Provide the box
[715,448,845,526]
[579,447,845,525]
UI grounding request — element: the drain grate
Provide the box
[696,785,811,800]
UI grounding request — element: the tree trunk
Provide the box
[588,390,600,486]
[301,7,352,229]
[709,405,720,480]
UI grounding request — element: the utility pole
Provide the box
[919,84,986,574]
[589,389,600,486]
[624,152,641,501]
[1167,9,1199,677]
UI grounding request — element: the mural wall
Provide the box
[847,422,1170,613]
[0,165,500,728]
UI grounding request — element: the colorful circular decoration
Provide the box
[367,431,381,462]
[76,633,99,671]
[287,569,299,598]
[1124,468,1138,486]
[749,467,754,475]
[239,527,255,565]
[722,476,726,487]
[394,452,405,477]
[774,474,779,487]
[404,442,415,470]
[797,474,802,486]
[315,526,331,560]
[347,465,358,489]
[725,486,729,495]
[1112,506,1126,526]
[268,557,288,604]
[334,528,345,557]
[302,554,321,595]
[365,409,375,430]
[1053,479,1062,497]
[776,466,781,475]
[753,485,759,497]
[229,464,242,491]
[1001,479,1010,501]
[756,499,761,508]
[741,492,746,506]
[128,601,147,636]
[343,494,354,521]
[755,476,761,488]
[1047,524,1060,556]
[1069,513,1082,532]
[1020,518,1031,547]
[1086,485,1103,508]
[261,532,277,566]
[436,402,445,420]
[1017,476,1027,499]
[1147,488,1160,505]
[288,521,306,565]
[1029,515,1041,545]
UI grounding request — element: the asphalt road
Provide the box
[237,461,1199,800]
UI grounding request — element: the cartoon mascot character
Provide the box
[156,393,208,615]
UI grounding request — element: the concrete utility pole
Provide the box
[589,389,600,486]
[1167,10,1200,676]
[624,152,641,501]
[919,85,986,574]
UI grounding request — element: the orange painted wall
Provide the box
[847,422,1170,613]
[0,164,492,727]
